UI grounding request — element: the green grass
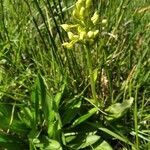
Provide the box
[0,0,150,149]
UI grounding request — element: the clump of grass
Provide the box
[0,0,150,149]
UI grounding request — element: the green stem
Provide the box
[134,85,139,150]
[85,44,98,105]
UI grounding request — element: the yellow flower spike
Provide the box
[91,11,99,25]
[86,0,92,8]
[87,31,94,38]
[61,0,100,47]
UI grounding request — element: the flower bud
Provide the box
[79,31,86,40]
[78,26,84,33]
[68,32,79,40]
[79,7,85,18]
[62,42,73,49]
[91,11,99,25]
[60,24,78,31]
[93,30,99,37]
[60,24,70,31]
[72,10,76,18]
[68,32,74,40]
[102,19,107,25]
[87,31,94,38]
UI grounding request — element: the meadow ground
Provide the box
[0,0,150,149]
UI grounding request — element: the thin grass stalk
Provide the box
[0,0,10,42]
[57,0,64,22]
[46,1,80,81]
[24,0,49,53]
[45,0,63,43]
[134,85,139,149]
[51,0,62,23]
[106,0,130,45]
[33,0,63,68]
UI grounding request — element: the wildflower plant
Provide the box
[61,0,102,105]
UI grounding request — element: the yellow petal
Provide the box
[60,24,78,31]
[68,32,79,40]
[60,24,70,31]
[68,32,74,40]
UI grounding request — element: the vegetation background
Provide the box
[0,0,149,149]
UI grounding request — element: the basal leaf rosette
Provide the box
[61,0,100,49]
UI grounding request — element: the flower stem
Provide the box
[85,44,98,105]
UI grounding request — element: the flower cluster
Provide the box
[61,0,100,49]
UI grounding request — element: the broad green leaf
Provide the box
[31,83,40,127]
[37,75,63,142]
[105,97,134,121]
[67,133,100,149]
[54,81,66,108]
[28,128,40,140]
[62,99,81,125]
[78,135,100,149]
[0,132,26,150]
[88,122,136,148]
[0,105,29,134]
[65,134,77,143]
[94,140,113,150]
[72,107,98,127]
[37,75,56,138]
[43,139,62,150]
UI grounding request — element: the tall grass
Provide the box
[0,0,149,149]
